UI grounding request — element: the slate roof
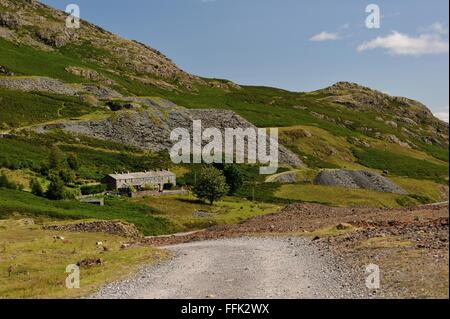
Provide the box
[107,170,175,180]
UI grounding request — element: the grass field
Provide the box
[274,184,425,208]
[0,218,167,298]
[136,194,280,232]
[390,177,447,202]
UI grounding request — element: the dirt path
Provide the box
[92,237,368,299]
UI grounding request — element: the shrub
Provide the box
[67,153,80,171]
[39,162,50,176]
[222,164,243,195]
[163,183,174,190]
[106,101,123,111]
[30,178,44,197]
[49,146,64,170]
[59,169,75,184]
[45,176,67,200]
[176,177,187,187]
[80,184,107,195]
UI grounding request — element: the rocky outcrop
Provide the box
[314,170,407,194]
[65,66,116,86]
[383,134,411,149]
[35,26,79,47]
[0,76,121,99]
[0,0,203,89]
[35,98,304,168]
[316,82,449,147]
[0,12,21,29]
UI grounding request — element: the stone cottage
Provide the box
[102,170,176,191]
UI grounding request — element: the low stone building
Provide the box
[102,170,176,191]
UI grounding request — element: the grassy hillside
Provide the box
[0,0,448,237]
[0,188,172,235]
[0,87,95,129]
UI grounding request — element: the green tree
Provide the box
[222,164,243,195]
[67,153,80,171]
[193,166,229,205]
[30,178,44,197]
[49,146,64,170]
[45,176,66,200]
[59,169,75,184]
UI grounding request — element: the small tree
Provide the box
[49,146,64,170]
[59,169,75,184]
[67,153,80,171]
[45,176,66,200]
[193,166,229,205]
[30,178,44,197]
[222,164,243,195]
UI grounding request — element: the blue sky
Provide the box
[42,0,449,121]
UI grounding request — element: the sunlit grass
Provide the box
[0,219,167,298]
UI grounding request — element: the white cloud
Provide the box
[357,31,449,56]
[310,31,340,42]
[419,22,449,35]
[434,112,449,123]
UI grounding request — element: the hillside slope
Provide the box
[0,0,448,208]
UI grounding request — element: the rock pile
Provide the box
[314,170,407,194]
[43,220,141,238]
[35,98,304,168]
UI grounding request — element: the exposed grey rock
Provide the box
[314,170,407,194]
[396,117,418,126]
[34,99,304,168]
[0,76,122,99]
[385,120,398,128]
[270,171,298,184]
[192,211,210,218]
[36,26,79,47]
[0,12,21,29]
[0,77,79,95]
[383,134,411,149]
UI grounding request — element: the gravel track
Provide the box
[92,237,369,299]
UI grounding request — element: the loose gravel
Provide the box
[92,237,370,299]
